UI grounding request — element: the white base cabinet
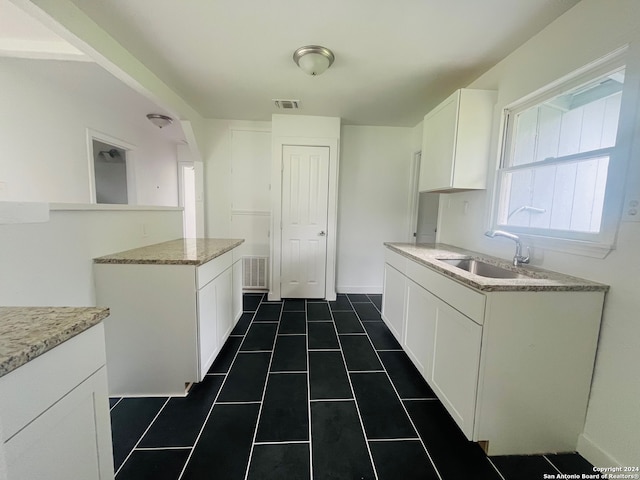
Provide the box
[0,324,114,480]
[381,247,604,455]
[95,245,245,397]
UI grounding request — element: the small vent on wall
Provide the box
[273,99,300,109]
[243,256,268,290]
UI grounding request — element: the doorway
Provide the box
[178,162,197,238]
[280,145,330,298]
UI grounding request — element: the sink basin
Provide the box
[437,258,528,279]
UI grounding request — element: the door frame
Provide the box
[269,136,339,301]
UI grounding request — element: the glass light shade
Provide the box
[297,52,330,76]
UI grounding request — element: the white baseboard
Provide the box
[336,285,383,294]
[577,433,622,469]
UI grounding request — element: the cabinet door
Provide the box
[197,279,218,379]
[404,280,437,378]
[232,258,243,324]
[419,91,458,192]
[216,267,234,349]
[381,263,406,343]
[4,368,114,480]
[431,302,482,439]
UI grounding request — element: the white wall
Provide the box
[0,205,182,306]
[337,125,413,293]
[436,0,640,467]
[0,57,180,206]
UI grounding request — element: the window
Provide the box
[493,53,627,252]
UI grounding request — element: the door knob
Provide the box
[318,231,326,236]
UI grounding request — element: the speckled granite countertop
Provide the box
[94,238,244,266]
[0,307,110,378]
[385,243,609,293]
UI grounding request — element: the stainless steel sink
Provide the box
[437,258,528,279]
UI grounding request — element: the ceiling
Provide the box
[24,0,581,126]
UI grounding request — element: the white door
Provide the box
[281,145,330,298]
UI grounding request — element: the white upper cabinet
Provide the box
[419,88,496,192]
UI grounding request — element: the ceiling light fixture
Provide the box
[146,113,173,128]
[293,45,335,76]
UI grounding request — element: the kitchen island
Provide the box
[0,307,114,479]
[382,242,608,455]
[94,238,245,396]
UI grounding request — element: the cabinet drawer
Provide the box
[197,251,233,289]
[0,324,106,440]
[406,260,485,323]
[384,248,407,275]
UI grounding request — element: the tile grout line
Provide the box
[134,446,192,451]
[114,396,172,477]
[330,300,380,480]
[243,297,284,480]
[305,299,314,480]
[346,294,445,480]
[109,397,123,411]
[486,457,508,480]
[543,455,564,475]
[176,297,262,480]
[367,437,421,442]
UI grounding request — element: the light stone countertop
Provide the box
[94,238,245,266]
[385,243,609,293]
[0,307,110,378]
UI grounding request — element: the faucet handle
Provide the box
[515,246,530,265]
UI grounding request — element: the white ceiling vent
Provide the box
[273,99,300,109]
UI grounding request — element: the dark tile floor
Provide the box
[109,293,600,480]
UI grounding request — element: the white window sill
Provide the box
[519,233,614,259]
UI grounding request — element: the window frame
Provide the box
[489,47,629,257]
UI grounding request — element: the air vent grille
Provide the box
[273,99,300,109]
[243,256,268,290]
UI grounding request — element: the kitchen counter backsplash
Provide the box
[0,306,110,377]
[94,238,244,266]
[385,242,609,293]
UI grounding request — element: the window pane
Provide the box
[499,156,609,234]
[507,69,624,167]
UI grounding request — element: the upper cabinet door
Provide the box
[419,89,497,193]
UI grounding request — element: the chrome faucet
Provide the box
[485,230,530,266]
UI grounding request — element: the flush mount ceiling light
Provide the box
[146,113,173,128]
[293,45,335,76]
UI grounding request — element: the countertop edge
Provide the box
[0,307,110,378]
[384,242,609,293]
[93,238,245,266]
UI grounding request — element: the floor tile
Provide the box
[307,302,332,321]
[329,294,353,311]
[110,397,167,470]
[545,453,601,477]
[115,449,190,480]
[217,352,271,402]
[404,400,502,479]
[243,294,263,312]
[109,397,120,409]
[254,302,282,321]
[339,335,383,371]
[491,455,559,480]
[256,373,309,442]
[308,322,339,349]
[350,372,417,439]
[368,294,383,310]
[278,311,307,334]
[333,311,365,333]
[347,294,370,303]
[354,302,382,320]
[369,440,439,480]
[181,403,260,480]
[311,401,375,480]
[379,351,436,399]
[208,336,242,373]
[363,322,401,349]
[138,376,223,448]
[309,351,352,400]
[283,298,306,311]
[231,312,254,335]
[271,335,307,372]
[247,443,310,480]
[241,323,278,351]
